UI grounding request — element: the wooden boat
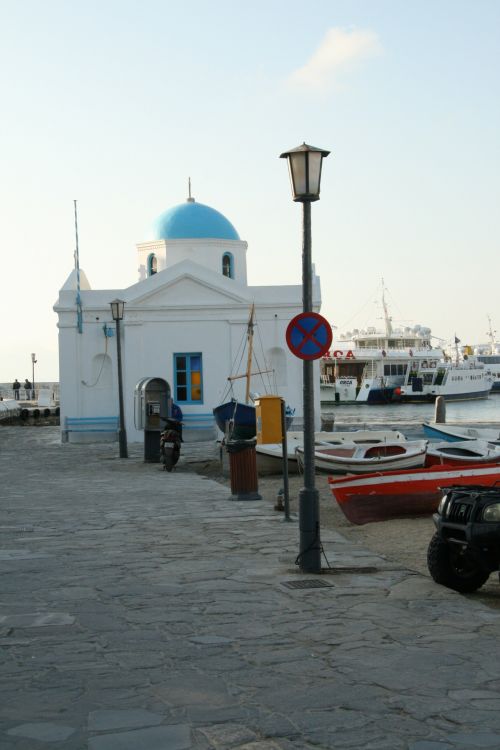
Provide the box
[425,439,500,467]
[213,398,257,440]
[329,463,500,525]
[213,305,267,440]
[423,421,500,444]
[297,439,427,474]
[213,305,294,440]
[256,429,407,475]
[287,429,406,444]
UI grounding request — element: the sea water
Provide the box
[324,394,500,430]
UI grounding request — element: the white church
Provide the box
[54,190,322,443]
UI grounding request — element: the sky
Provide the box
[1,0,499,381]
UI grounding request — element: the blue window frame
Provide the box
[222,252,234,279]
[174,353,203,404]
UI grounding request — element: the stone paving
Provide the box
[2,426,500,749]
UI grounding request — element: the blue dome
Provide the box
[153,200,240,241]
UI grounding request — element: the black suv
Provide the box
[428,485,500,593]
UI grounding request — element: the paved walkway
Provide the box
[1,426,500,750]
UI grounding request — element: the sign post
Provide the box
[280,141,330,573]
[286,311,332,571]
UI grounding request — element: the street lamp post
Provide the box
[280,142,330,573]
[31,353,37,400]
[110,299,128,459]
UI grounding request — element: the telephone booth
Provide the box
[134,377,170,462]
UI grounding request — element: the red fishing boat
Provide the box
[329,463,500,525]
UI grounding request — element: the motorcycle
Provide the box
[159,417,183,472]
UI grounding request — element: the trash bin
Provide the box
[225,438,262,501]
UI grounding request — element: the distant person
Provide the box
[171,402,183,442]
[171,402,183,421]
[24,379,32,399]
[12,379,20,400]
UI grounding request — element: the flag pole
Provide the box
[74,200,83,334]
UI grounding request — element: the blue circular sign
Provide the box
[286,312,333,360]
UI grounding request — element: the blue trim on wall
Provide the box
[173,352,204,404]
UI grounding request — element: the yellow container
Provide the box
[255,395,283,444]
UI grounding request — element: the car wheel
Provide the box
[427,533,490,593]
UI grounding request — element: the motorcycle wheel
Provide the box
[427,533,490,593]
[162,447,174,472]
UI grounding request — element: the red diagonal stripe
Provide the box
[295,320,324,351]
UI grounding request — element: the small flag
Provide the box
[454,335,461,344]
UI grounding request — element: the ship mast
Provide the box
[486,315,497,355]
[381,279,392,338]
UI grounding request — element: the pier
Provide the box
[1,425,500,747]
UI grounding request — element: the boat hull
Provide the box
[256,430,408,476]
[213,400,256,440]
[425,440,500,467]
[423,422,500,444]
[329,463,500,524]
[255,446,301,476]
[320,383,400,405]
[312,442,427,474]
[400,388,491,403]
[315,451,426,474]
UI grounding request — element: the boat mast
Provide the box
[486,315,497,354]
[454,334,460,366]
[244,304,255,404]
[381,279,392,338]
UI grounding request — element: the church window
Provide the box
[222,252,234,279]
[174,353,203,403]
[147,253,157,276]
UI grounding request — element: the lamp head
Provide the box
[110,299,125,321]
[280,142,330,202]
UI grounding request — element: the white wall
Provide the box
[55,257,322,442]
[137,238,248,286]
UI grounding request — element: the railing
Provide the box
[0,384,60,403]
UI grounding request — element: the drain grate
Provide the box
[281,579,334,590]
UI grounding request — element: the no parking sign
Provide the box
[286,312,332,360]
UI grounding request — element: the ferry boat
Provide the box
[463,317,500,393]
[320,287,492,405]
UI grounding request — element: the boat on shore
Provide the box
[213,399,257,440]
[425,439,500,467]
[423,421,500,444]
[213,305,295,439]
[298,439,427,474]
[329,463,500,525]
[256,429,407,475]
